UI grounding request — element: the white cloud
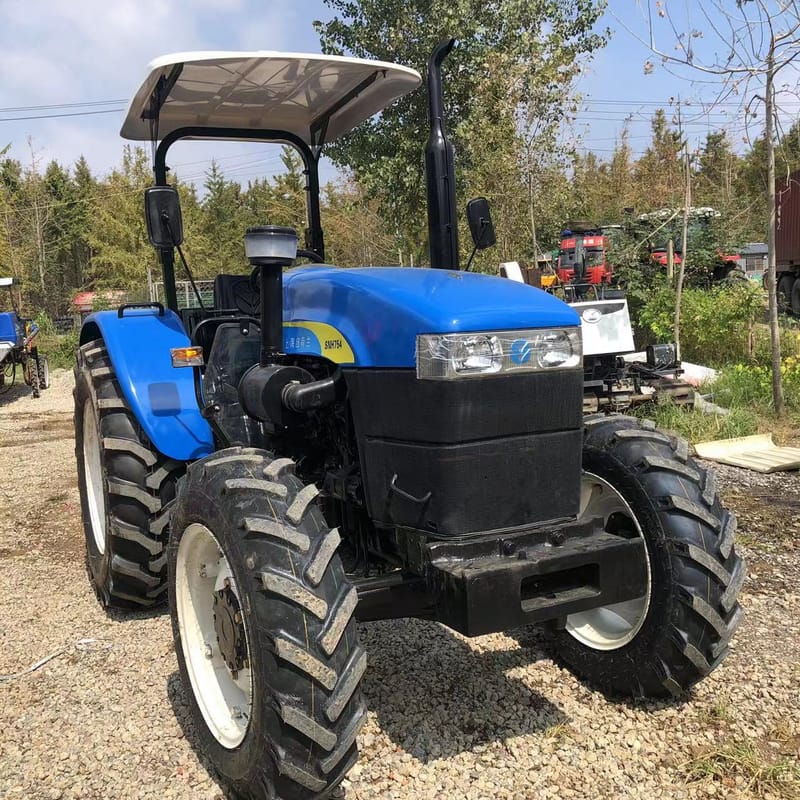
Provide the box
[0,0,323,179]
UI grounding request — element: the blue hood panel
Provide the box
[284,267,579,367]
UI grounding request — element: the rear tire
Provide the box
[791,279,800,316]
[74,339,182,608]
[37,354,50,389]
[777,275,795,314]
[169,448,366,800]
[552,414,745,698]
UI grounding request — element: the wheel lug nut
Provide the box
[204,643,213,658]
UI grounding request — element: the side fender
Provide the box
[80,309,213,461]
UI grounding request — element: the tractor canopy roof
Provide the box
[121,51,422,146]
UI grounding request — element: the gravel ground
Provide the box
[1,372,798,800]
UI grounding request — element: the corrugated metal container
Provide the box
[776,171,800,267]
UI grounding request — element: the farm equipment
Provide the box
[498,262,694,411]
[636,207,743,283]
[556,223,615,292]
[776,171,800,314]
[74,42,744,800]
[0,278,50,398]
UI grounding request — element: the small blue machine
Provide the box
[74,41,743,800]
[0,278,49,397]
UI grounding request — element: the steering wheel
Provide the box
[295,249,324,264]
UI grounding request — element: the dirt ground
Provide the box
[0,370,798,800]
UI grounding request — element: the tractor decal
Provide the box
[283,320,355,363]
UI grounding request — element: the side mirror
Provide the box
[144,186,183,248]
[466,197,496,250]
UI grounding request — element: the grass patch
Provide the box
[631,400,759,445]
[683,740,800,798]
[697,695,735,726]
[709,359,800,412]
[36,329,79,371]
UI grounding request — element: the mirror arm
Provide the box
[464,220,488,271]
[162,212,206,311]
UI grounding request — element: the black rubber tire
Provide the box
[74,339,183,608]
[777,275,795,314]
[37,354,50,389]
[791,279,800,316]
[29,354,40,398]
[552,414,745,698]
[169,448,366,800]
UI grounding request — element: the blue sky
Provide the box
[0,0,792,184]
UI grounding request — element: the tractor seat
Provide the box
[214,274,260,315]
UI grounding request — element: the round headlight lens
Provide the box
[533,330,578,368]
[452,335,502,374]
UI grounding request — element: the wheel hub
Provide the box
[213,581,248,676]
[565,471,652,651]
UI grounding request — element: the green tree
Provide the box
[633,109,683,210]
[88,146,157,295]
[197,160,245,274]
[314,0,608,261]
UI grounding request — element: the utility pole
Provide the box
[673,99,691,361]
[765,43,784,414]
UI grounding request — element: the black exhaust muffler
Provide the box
[425,38,459,270]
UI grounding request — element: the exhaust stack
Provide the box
[425,38,459,270]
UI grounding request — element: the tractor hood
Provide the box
[283,267,579,368]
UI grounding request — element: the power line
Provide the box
[0,108,124,123]
[0,99,126,113]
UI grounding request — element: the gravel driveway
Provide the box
[1,371,798,800]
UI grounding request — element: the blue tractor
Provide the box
[0,277,50,398]
[74,42,744,800]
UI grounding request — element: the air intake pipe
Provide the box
[425,38,459,270]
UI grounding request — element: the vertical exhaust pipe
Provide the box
[425,38,459,270]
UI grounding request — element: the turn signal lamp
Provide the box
[171,346,204,368]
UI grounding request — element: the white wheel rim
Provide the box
[565,472,652,651]
[175,523,253,749]
[82,398,107,554]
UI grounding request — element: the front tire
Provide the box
[37,354,50,389]
[74,340,182,607]
[169,448,366,800]
[553,414,745,698]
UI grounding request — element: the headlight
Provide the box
[416,328,582,379]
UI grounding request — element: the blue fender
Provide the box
[80,309,213,461]
[283,267,580,367]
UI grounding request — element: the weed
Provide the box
[683,740,800,798]
[631,401,759,444]
[543,722,573,745]
[37,329,80,371]
[697,695,735,726]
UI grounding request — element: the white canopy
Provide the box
[121,51,422,146]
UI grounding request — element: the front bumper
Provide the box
[424,519,647,636]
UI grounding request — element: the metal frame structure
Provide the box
[153,127,323,313]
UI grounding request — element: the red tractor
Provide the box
[557,226,613,289]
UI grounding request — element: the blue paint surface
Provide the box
[82,267,577,459]
[284,267,579,367]
[85,309,213,461]
[0,312,23,346]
